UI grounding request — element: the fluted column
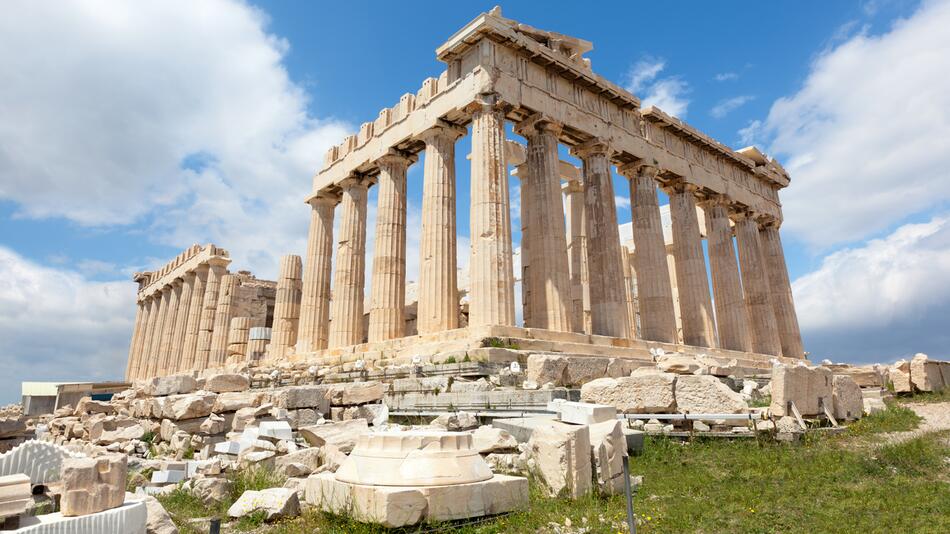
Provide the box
[145,287,171,378]
[227,317,251,361]
[760,222,805,358]
[702,196,752,352]
[209,274,238,366]
[466,94,516,327]
[270,255,303,357]
[156,281,182,376]
[168,272,195,373]
[516,116,573,332]
[733,212,783,356]
[571,140,629,338]
[666,180,716,348]
[125,300,146,381]
[621,247,638,337]
[297,194,338,352]
[515,163,533,328]
[136,296,160,379]
[368,152,413,342]
[619,163,677,343]
[179,265,207,372]
[195,261,227,370]
[563,180,589,334]
[328,176,371,347]
[417,124,464,334]
[132,297,154,380]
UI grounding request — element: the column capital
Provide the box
[561,179,584,194]
[697,193,731,210]
[757,214,780,229]
[570,138,612,159]
[514,112,563,137]
[375,148,417,169]
[206,257,230,269]
[309,190,341,208]
[727,205,754,223]
[339,174,374,191]
[418,121,466,143]
[660,176,700,196]
[616,161,659,180]
[462,92,512,116]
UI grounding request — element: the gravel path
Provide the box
[883,401,950,444]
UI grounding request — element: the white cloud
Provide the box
[714,72,738,82]
[623,57,690,118]
[750,0,950,247]
[0,247,135,403]
[710,95,754,119]
[793,214,950,362]
[0,0,349,277]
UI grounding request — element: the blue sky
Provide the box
[2,0,950,403]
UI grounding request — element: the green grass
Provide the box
[899,388,950,404]
[846,401,921,436]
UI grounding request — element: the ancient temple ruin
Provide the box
[126,8,805,380]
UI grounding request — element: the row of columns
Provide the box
[293,94,804,358]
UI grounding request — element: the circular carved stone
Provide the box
[334,431,493,487]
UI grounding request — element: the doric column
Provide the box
[168,272,195,373]
[563,180,589,334]
[125,300,146,381]
[701,196,752,352]
[621,247,638,337]
[417,124,465,334]
[209,274,238,366]
[515,162,533,328]
[368,151,413,342]
[665,180,716,348]
[195,261,227,370]
[136,296,160,379]
[328,176,371,347]
[156,281,182,376]
[144,287,171,378]
[515,115,573,332]
[733,212,783,356]
[179,265,207,372]
[760,222,805,358]
[227,317,251,362]
[270,255,303,358]
[467,93,516,328]
[297,194,338,353]
[571,139,629,338]
[619,163,677,343]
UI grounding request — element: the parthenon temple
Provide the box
[126,7,805,380]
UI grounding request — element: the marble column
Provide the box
[156,281,182,376]
[136,296,160,379]
[621,247,639,337]
[619,163,677,343]
[733,212,783,356]
[209,274,238,366]
[168,272,195,373]
[145,287,171,378]
[563,180,589,334]
[571,140,629,338]
[516,163,533,328]
[702,196,752,352]
[467,93,515,328]
[666,180,716,348]
[297,194,338,353]
[760,222,805,358]
[417,124,464,334]
[328,176,371,347]
[125,300,146,381]
[516,116,573,332]
[179,265,207,372]
[368,152,413,342]
[227,317,251,361]
[270,255,303,357]
[195,262,227,370]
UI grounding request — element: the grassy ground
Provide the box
[160,397,950,534]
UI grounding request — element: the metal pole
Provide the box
[622,455,636,533]
[209,518,221,534]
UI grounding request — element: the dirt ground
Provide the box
[884,401,950,443]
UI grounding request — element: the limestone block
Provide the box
[491,416,560,443]
[326,382,385,406]
[228,487,300,521]
[580,374,677,414]
[431,411,479,431]
[889,360,913,393]
[525,354,567,386]
[275,447,321,475]
[588,420,625,495]
[144,495,177,534]
[910,353,945,392]
[199,413,226,435]
[191,476,233,506]
[563,357,610,386]
[657,354,705,375]
[61,454,127,517]
[160,418,203,442]
[674,375,748,414]
[145,375,198,397]
[213,391,266,413]
[273,385,331,413]
[299,419,368,453]
[74,398,116,417]
[150,470,185,485]
[162,394,216,421]
[305,472,427,528]
[0,418,26,440]
[472,426,518,453]
[0,474,30,519]
[96,423,145,445]
[259,421,293,442]
[832,375,864,420]
[863,397,887,415]
[213,441,241,455]
[450,378,493,392]
[204,373,250,393]
[606,358,637,378]
[769,364,833,417]
[551,400,617,425]
[528,421,592,498]
[421,474,529,521]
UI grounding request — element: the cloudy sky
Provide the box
[2,0,948,403]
